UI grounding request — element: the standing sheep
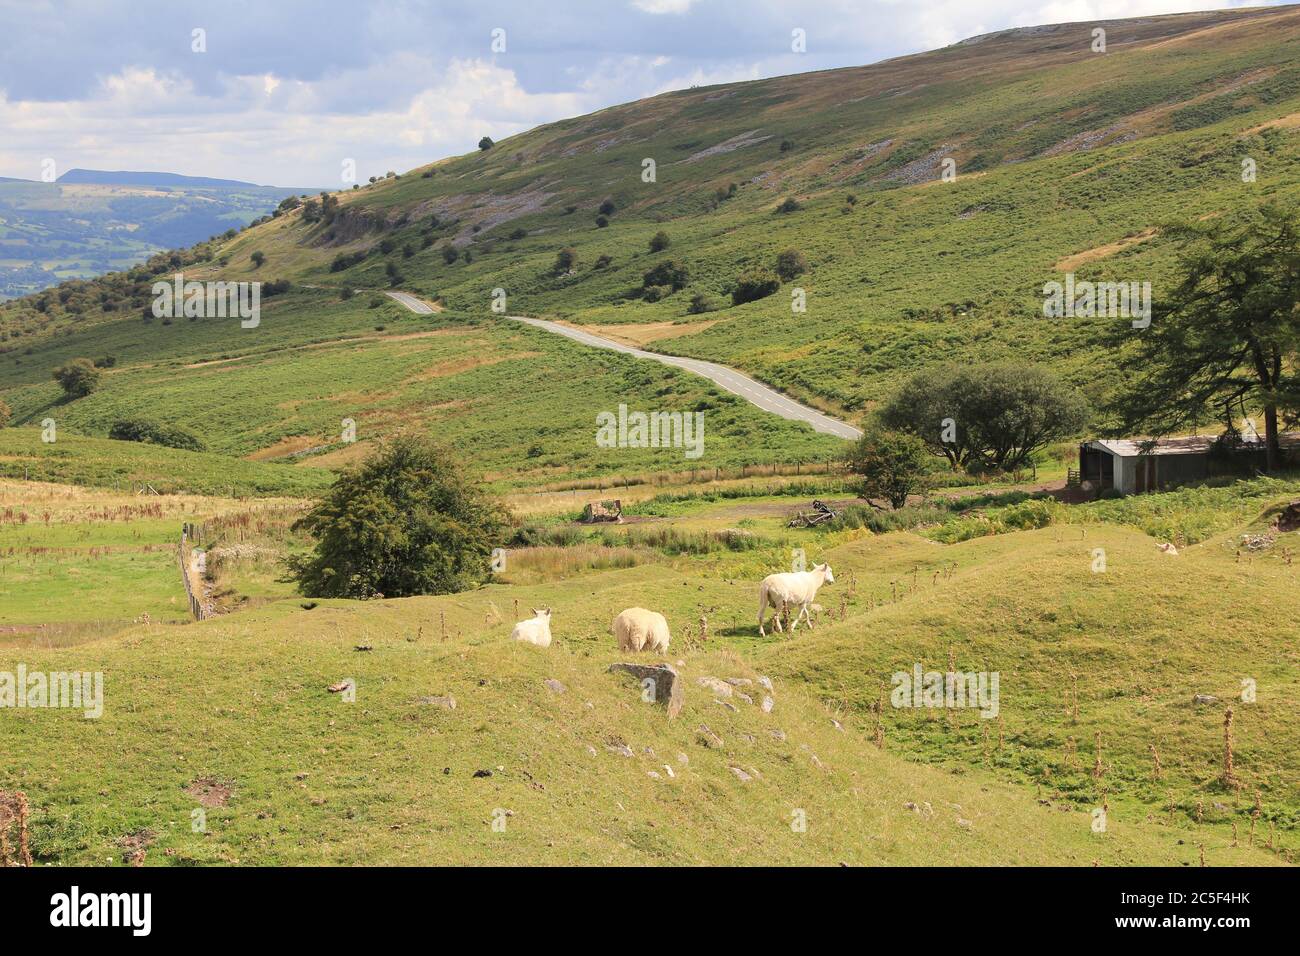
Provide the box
[611,607,671,654]
[511,607,553,647]
[757,564,834,636]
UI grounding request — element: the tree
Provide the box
[290,436,510,599]
[649,230,670,253]
[478,136,494,151]
[109,418,205,452]
[250,251,265,267]
[880,362,1089,472]
[555,247,578,274]
[731,267,780,305]
[385,262,404,287]
[847,427,933,509]
[643,260,690,291]
[0,399,11,428]
[1108,203,1300,471]
[775,248,807,281]
[53,359,101,398]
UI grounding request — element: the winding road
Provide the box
[385,291,861,440]
[512,317,861,440]
[384,290,437,314]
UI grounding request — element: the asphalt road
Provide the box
[510,316,862,441]
[384,290,436,314]
[381,290,860,439]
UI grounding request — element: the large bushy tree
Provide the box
[53,358,102,399]
[290,436,510,599]
[880,362,1089,472]
[1108,203,1300,470]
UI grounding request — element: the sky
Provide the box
[0,0,1288,188]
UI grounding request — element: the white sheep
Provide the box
[757,564,834,636]
[611,607,671,654]
[511,607,553,647]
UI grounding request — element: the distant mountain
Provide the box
[0,173,310,299]
[57,168,274,189]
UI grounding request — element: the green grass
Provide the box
[1,473,1296,864]
[0,556,1285,866]
[0,428,335,496]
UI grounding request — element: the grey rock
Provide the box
[608,662,684,718]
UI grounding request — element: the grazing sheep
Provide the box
[612,607,671,654]
[757,564,834,637]
[511,607,553,647]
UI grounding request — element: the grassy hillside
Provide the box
[2,473,1296,864]
[4,6,1300,488]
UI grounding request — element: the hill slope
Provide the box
[2,475,1295,864]
[3,5,1300,484]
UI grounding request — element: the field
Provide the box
[1,6,1299,868]
[1,472,1297,864]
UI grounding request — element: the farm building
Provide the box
[1078,433,1300,495]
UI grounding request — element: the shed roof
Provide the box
[1086,432,1300,458]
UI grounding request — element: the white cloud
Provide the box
[631,0,700,13]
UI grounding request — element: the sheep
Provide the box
[511,607,553,647]
[757,564,834,637]
[611,607,671,654]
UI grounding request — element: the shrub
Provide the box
[775,248,807,281]
[643,284,672,303]
[643,260,690,291]
[598,198,617,216]
[776,197,802,214]
[846,427,934,509]
[594,254,613,269]
[649,231,670,252]
[509,228,528,240]
[108,419,206,452]
[0,399,10,428]
[687,293,719,314]
[478,137,494,151]
[289,436,510,599]
[385,262,404,287]
[731,267,780,305]
[441,245,459,264]
[595,215,609,228]
[53,359,101,398]
[555,247,578,274]
[250,251,265,267]
[330,251,365,272]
